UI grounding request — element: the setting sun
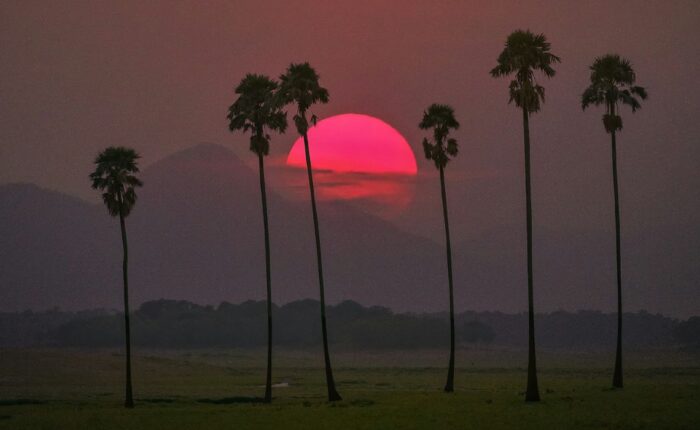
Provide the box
[286,113,417,175]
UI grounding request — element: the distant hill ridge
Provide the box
[1,298,695,350]
[1,143,698,317]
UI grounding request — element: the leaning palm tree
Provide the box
[419,104,460,393]
[490,30,560,402]
[89,147,143,408]
[582,54,647,389]
[277,62,341,402]
[227,73,287,403]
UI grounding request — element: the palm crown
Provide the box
[420,104,460,169]
[490,30,560,113]
[277,62,329,136]
[89,147,143,217]
[581,54,648,133]
[227,74,287,155]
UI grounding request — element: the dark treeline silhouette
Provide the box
[673,317,700,349]
[1,300,693,351]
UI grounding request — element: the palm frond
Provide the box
[581,86,605,110]
[422,138,433,160]
[619,90,641,112]
[631,85,648,100]
[446,138,458,156]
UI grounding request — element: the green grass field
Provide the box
[1,347,698,429]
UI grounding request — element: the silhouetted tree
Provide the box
[582,54,647,389]
[89,147,143,408]
[227,73,287,403]
[419,104,460,392]
[277,62,341,401]
[490,30,560,402]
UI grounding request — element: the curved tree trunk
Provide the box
[439,166,456,393]
[302,132,342,402]
[611,129,624,389]
[522,108,540,402]
[118,204,134,408]
[258,153,274,403]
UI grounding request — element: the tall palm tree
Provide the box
[419,104,460,393]
[89,147,143,408]
[582,54,647,389]
[227,73,287,403]
[277,62,341,402]
[490,30,560,402]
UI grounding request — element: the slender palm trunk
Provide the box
[439,165,456,393]
[258,153,274,403]
[302,133,342,402]
[522,108,540,402]
[610,129,623,389]
[118,204,134,408]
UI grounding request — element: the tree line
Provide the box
[88,29,648,406]
[3,299,695,350]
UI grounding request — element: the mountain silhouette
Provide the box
[2,143,697,317]
[0,144,458,312]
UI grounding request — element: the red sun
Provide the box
[286,113,417,175]
[284,113,417,217]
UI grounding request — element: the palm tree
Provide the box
[419,104,460,393]
[277,62,341,402]
[227,73,287,403]
[582,54,647,389]
[490,30,560,402]
[89,147,143,408]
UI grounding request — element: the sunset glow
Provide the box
[286,114,417,175]
[283,114,417,214]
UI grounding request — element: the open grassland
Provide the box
[1,347,698,429]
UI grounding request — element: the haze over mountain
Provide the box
[1,143,444,313]
[1,143,697,317]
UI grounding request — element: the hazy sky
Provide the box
[1,1,699,314]
[2,0,698,232]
